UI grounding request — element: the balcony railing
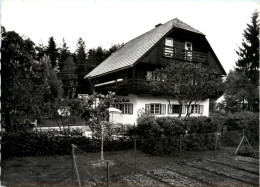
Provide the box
[164,46,208,63]
[95,79,156,95]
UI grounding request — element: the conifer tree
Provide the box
[235,10,259,85]
[75,37,88,95]
[58,38,70,71]
[46,36,59,68]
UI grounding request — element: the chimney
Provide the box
[155,23,162,27]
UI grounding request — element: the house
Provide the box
[85,18,226,125]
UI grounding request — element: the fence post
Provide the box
[179,135,182,156]
[134,139,137,174]
[72,144,74,183]
[106,161,109,187]
[72,144,81,187]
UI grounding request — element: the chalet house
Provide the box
[85,18,226,125]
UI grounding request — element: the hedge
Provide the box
[2,131,134,159]
[128,116,218,155]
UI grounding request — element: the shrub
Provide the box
[224,111,258,145]
[2,130,133,159]
[129,116,218,155]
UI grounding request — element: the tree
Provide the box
[1,28,63,131]
[1,28,38,131]
[79,92,115,160]
[219,70,258,113]
[149,61,223,117]
[58,38,71,71]
[75,37,89,95]
[46,36,59,68]
[236,10,259,85]
[60,56,78,98]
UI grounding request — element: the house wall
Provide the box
[111,94,209,125]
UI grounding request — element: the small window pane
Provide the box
[165,38,173,47]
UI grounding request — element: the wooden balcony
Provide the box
[164,46,208,63]
[95,79,157,95]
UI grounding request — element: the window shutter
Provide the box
[181,105,186,114]
[199,105,204,114]
[145,104,150,114]
[161,104,166,114]
[129,104,133,114]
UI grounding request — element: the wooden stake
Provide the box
[72,144,74,183]
[235,136,245,155]
[106,161,109,187]
[134,139,137,174]
[72,144,81,187]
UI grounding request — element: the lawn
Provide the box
[2,148,258,187]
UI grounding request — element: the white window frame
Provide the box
[165,38,175,57]
[113,103,133,114]
[185,41,193,61]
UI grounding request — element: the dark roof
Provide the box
[86,18,204,78]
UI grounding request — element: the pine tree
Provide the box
[75,37,88,95]
[60,56,78,98]
[235,10,259,85]
[46,36,59,68]
[58,38,70,71]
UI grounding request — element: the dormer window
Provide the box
[164,38,175,57]
[185,42,192,61]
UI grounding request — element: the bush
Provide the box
[224,111,258,145]
[2,130,133,159]
[129,116,218,155]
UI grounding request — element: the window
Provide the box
[191,105,204,114]
[164,38,175,57]
[168,105,181,114]
[112,103,133,114]
[185,42,192,61]
[168,104,186,114]
[145,104,166,115]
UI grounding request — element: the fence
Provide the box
[71,130,257,186]
[72,140,138,186]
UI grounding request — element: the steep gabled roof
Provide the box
[85,18,204,79]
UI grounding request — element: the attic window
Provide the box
[185,42,192,61]
[164,38,175,57]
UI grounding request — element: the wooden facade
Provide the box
[88,20,226,96]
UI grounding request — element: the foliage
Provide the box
[75,37,89,94]
[2,130,133,158]
[222,10,260,113]
[149,62,223,117]
[128,116,218,155]
[221,70,258,113]
[58,38,71,71]
[59,56,78,98]
[79,92,115,136]
[235,10,259,85]
[45,36,59,68]
[223,111,258,145]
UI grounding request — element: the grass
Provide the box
[2,148,239,187]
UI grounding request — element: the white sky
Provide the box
[1,0,259,73]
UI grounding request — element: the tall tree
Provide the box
[235,10,259,85]
[75,37,88,95]
[150,62,223,117]
[46,36,59,68]
[58,38,71,71]
[221,70,258,113]
[60,56,78,98]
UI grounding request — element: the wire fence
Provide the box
[71,130,257,186]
